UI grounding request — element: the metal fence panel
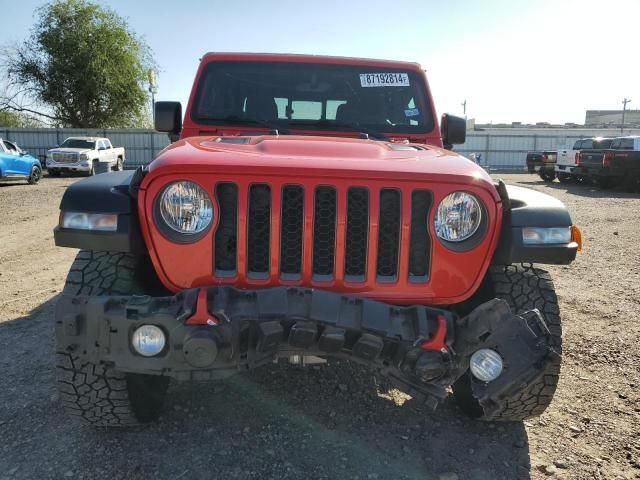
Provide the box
[0,128,170,168]
[2,127,637,171]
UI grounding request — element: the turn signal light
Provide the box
[571,225,582,252]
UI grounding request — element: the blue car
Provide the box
[0,138,42,184]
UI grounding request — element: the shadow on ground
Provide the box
[0,297,532,480]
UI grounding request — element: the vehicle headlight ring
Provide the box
[156,180,213,240]
[434,191,483,243]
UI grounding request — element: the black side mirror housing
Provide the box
[155,101,183,135]
[441,113,466,149]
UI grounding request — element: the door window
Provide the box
[3,140,20,154]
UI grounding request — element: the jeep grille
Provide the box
[212,182,433,285]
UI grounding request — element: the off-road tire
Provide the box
[27,165,41,184]
[55,251,169,427]
[452,264,562,421]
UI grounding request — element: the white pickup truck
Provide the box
[555,137,612,182]
[46,137,126,176]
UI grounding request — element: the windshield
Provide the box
[191,61,434,134]
[60,139,95,149]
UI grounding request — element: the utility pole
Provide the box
[148,69,158,118]
[621,97,631,134]
[461,99,467,118]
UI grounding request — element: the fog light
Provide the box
[131,325,166,357]
[470,348,503,382]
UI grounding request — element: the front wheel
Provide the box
[452,264,562,421]
[27,165,41,184]
[113,157,123,171]
[55,251,169,427]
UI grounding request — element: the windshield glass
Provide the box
[60,139,95,149]
[192,61,433,134]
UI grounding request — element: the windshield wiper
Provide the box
[289,119,389,141]
[207,115,287,135]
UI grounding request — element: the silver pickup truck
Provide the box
[555,137,612,182]
[46,137,126,176]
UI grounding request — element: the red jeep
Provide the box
[54,53,581,427]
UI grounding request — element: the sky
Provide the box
[1,0,638,124]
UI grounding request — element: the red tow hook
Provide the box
[185,288,220,326]
[420,314,448,353]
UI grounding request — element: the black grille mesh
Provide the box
[213,182,430,283]
[247,184,271,275]
[312,186,337,276]
[376,189,401,278]
[408,190,432,279]
[280,185,304,276]
[345,187,369,278]
[214,183,238,273]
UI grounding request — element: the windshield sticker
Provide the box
[360,73,410,87]
[404,108,420,117]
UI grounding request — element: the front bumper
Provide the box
[47,160,91,172]
[56,286,555,410]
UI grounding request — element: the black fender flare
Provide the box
[492,182,577,265]
[54,169,146,253]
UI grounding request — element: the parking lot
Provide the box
[0,173,639,480]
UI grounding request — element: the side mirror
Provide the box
[155,101,182,134]
[441,113,466,149]
[20,151,27,156]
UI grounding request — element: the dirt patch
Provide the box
[0,174,638,480]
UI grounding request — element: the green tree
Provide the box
[0,110,43,127]
[4,0,155,128]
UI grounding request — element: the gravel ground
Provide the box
[0,173,639,480]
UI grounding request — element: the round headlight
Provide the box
[159,181,213,234]
[434,192,482,242]
[469,348,503,382]
[131,325,166,357]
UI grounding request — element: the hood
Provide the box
[49,148,92,154]
[150,135,494,190]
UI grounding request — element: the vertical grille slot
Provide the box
[280,185,304,278]
[214,183,238,276]
[408,190,432,281]
[247,184,271,278]
[312,186,337,279]
[344,187,369,280]
[376,189,401,280]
